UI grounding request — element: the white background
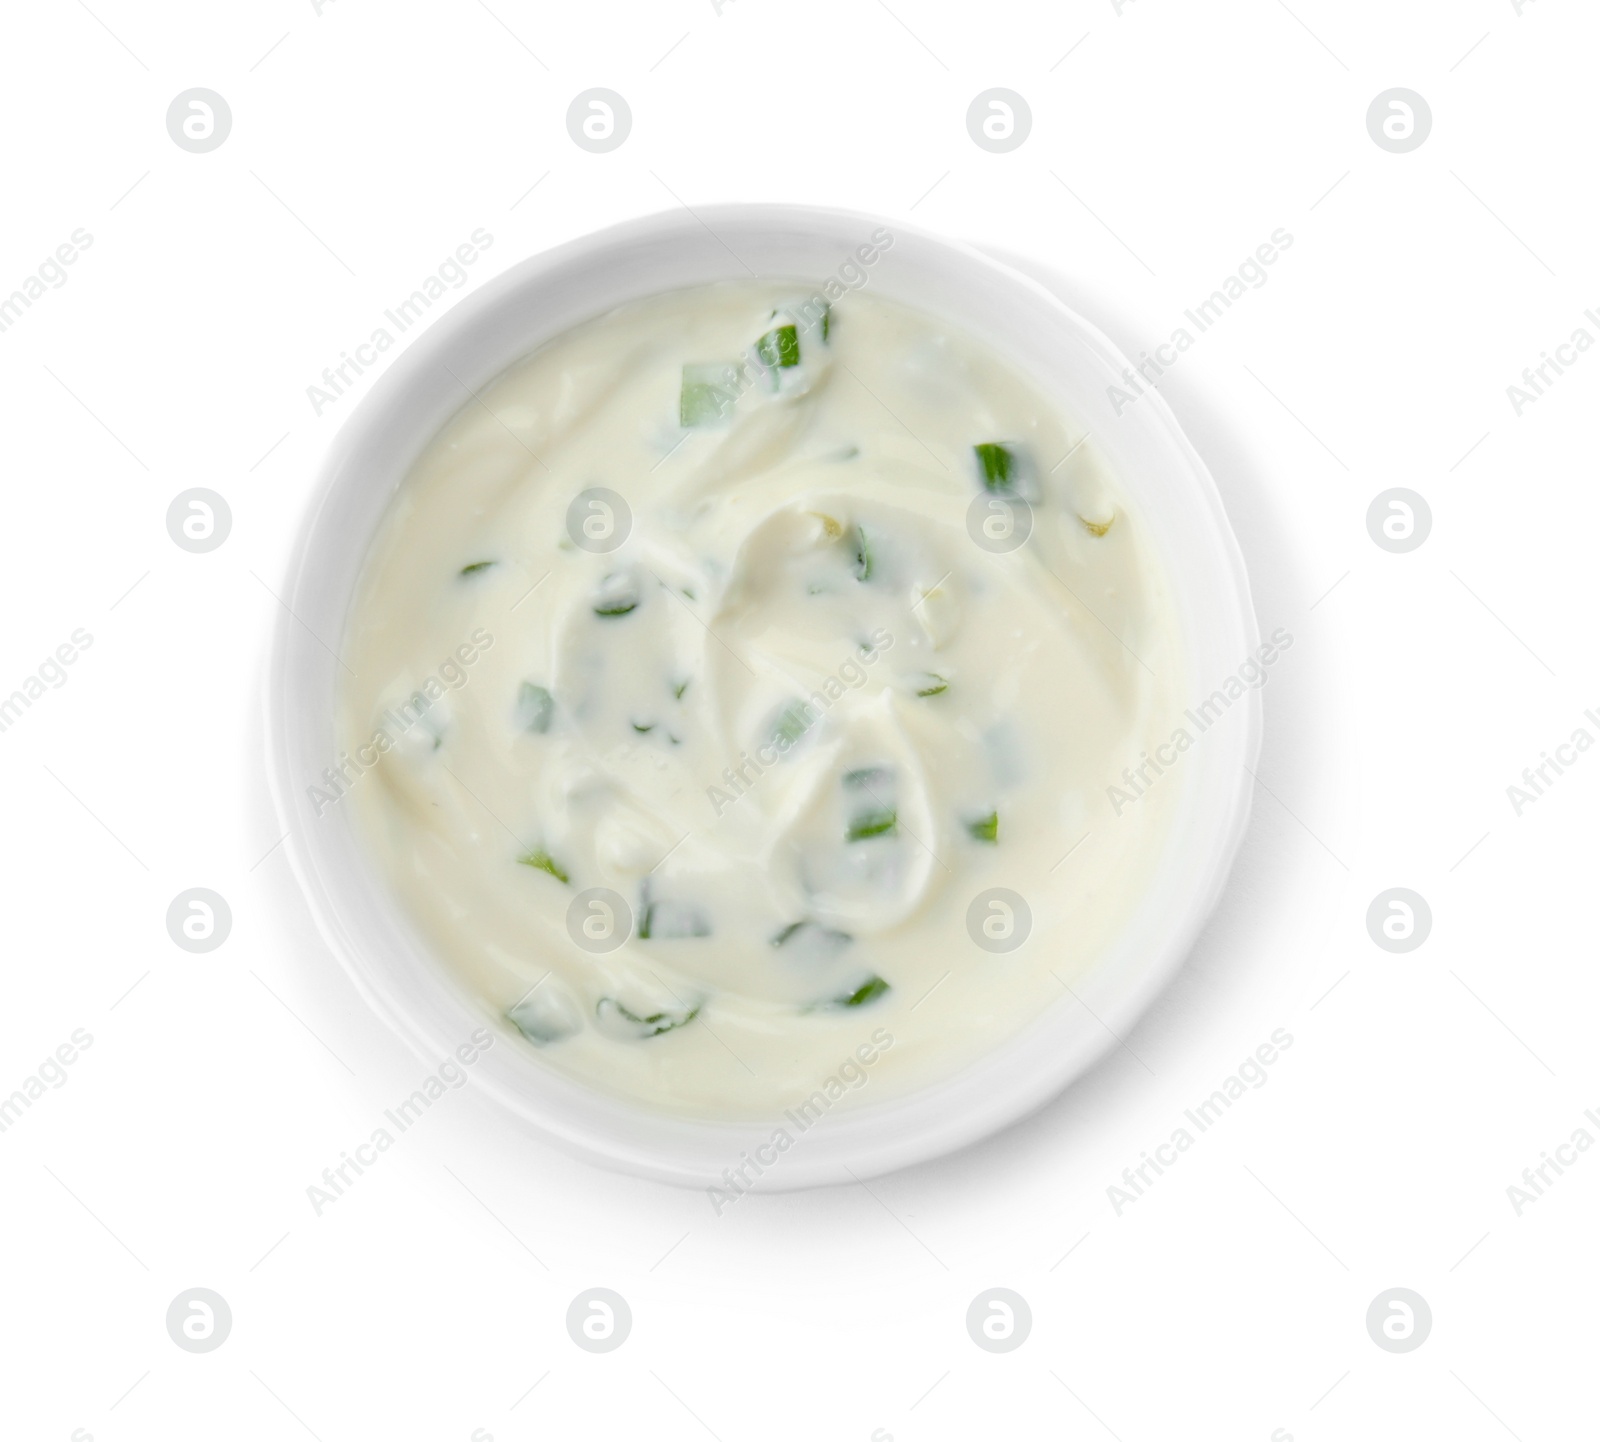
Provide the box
[2,1,1594,1438]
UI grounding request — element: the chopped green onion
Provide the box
[672,678,690,700]
[820,304,832,342]
[771,920,852,951]
[639,899,711,940]
[515,682,554,734]
[756,323,800,370]
[631,720,656,734]
[506,993,579,1044]
[915,674,948,698]
[974,442,1015,492]
[597,997,700,1038]
[853,524,873,582]
[966,810,999,843]
[770,700,812,749]
[680,362,742,426]
[845,769,898,840]
[459,560,495,576]
[1078,513,1114,537]
[399,690,445,751]
[847,807,897,842]
[516,849,569,884]
[593,573,639,617]
[834,975,889,1008]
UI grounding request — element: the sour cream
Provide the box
[338,281,1182,1118]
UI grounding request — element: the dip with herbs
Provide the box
[337,279,1182,1118]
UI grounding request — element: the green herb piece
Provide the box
[834,975,889,1008]
[1078,513,1114,537]
[401,689,445,751]
[843,765,892,791]
[459,560,495,576]
[846,807,898,842]
[597,997,700,1038]
[915,674,948,698]
[631,720,656,734]
[770,700,813,749]
[639,898,711,940]
[516,849,569,884]
[680,362,742,426]
[672,678,690,700]
[515,682,554,734]
[756,323,800,370]
[966,810,999,843]
[593,573,639,617]
[974,442,1015,492]
[820,304,832,342]
[853,524,873,582]
[506,993,579,1044]
[771,920,852,951]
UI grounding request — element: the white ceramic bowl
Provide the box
[266,204,1260,1190]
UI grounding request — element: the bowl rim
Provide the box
[265,201,1262,1193]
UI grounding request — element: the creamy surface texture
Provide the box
[337,281,1182,1118]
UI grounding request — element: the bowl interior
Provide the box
[267,205,1259,1190]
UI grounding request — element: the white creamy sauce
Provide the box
[337,280,1182,1118]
